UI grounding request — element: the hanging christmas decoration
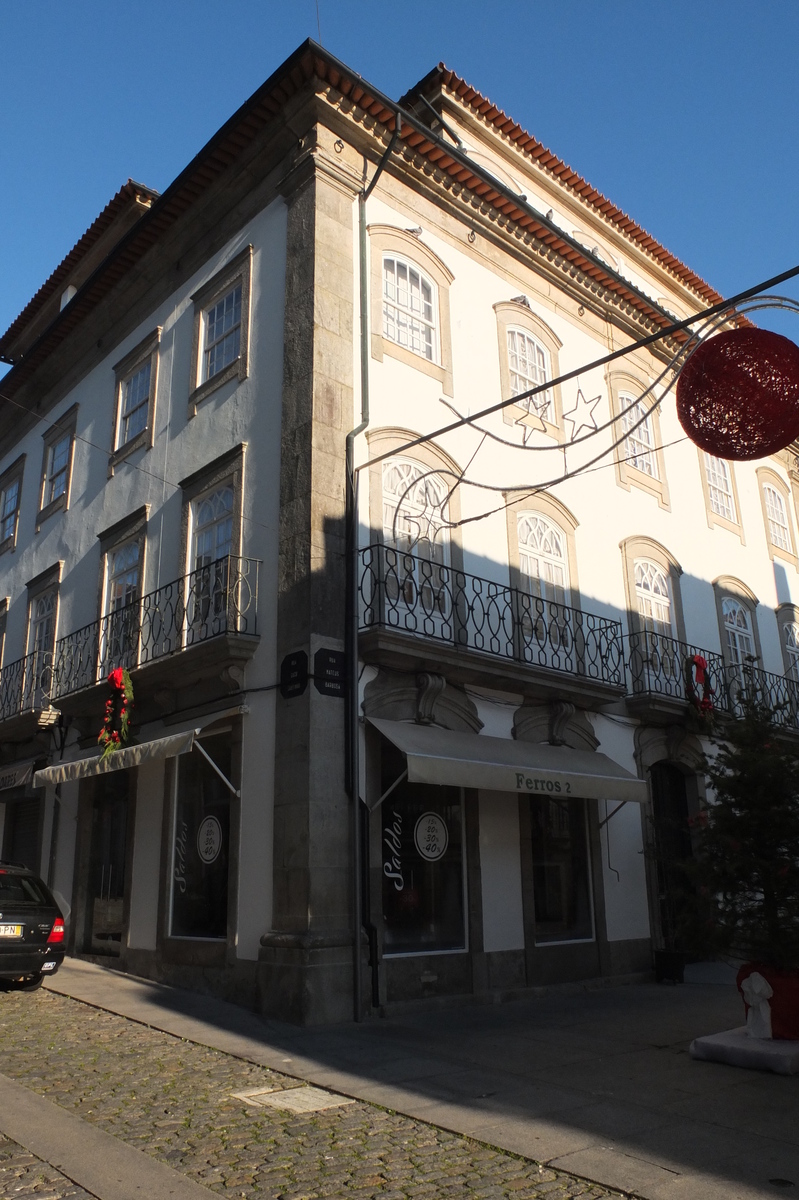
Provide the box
[563,388,602,441]
[98,667,134,759]
[676,328,799,460]
[684,653,714,715]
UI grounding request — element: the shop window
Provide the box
[170,732,231,940]
[531,796,593,944]
[381,780,465,956]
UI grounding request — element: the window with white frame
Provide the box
[189,485,235,633]
[117,360,151,448]
[45,433,71,506]
[382,459,450,621]
[722,597,756,665]
[784,622,799,679]
[0,476,21,545]
[635,560,672,634]
[382,257,437,363]
[763,484,791,551]
[203,284,243,382]
[102,540,141,671]
[27,589,57,708]
[620,393,658,478]
[704,453,736,522]
[517,513,568,602]
[507,329,553,422]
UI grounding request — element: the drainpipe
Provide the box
[346,121,401,1022]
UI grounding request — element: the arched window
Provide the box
[620,393,658,479]
[635,560,672,634]
[517,513,568,602]
[507,329,553,422]
[703,454,736,522]
[763,484,791,551]
[722,597,756,665]
[382,257,437,363]
[784,622,799,680]
[382,459,450,623]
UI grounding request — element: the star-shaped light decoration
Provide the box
[563,388,601,442]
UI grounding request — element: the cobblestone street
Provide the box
[0,990,623,1200]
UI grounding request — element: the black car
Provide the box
[0,862,65,991]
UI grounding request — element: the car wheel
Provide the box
[16,974,44,992]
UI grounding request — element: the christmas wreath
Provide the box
[98,667,134,759]
[684,653,714,715]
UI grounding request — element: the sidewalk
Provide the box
[45,958,799,1200]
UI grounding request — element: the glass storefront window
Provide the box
[170,733,231,939]
[382,781,465,956]
[531,796,593,944]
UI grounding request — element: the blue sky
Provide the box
[2,0,798,359]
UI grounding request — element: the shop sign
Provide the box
[514,771,573,795]
[197,816,223,864]
[414,812,448,861]
[0,762,34,792]
[383,810,404,891]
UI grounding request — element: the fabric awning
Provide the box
[0,760,35,792]
[32,730,199,788]
[368,718,648,804]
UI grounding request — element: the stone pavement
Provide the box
[2,958,796,1200]
[0,982,618,1200]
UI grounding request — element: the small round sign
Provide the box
[414,812,448,862]
[197,816,223,864]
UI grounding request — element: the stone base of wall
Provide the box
[257,931,354,1024]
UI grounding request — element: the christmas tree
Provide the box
[684,698,799,971]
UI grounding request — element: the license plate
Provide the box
[0,924,22,938]
[41,961,57,972]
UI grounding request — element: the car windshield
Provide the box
[0,875,50,906]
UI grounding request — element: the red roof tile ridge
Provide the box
[432,62,723,308]
[0,178,160,354]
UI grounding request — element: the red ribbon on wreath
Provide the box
[684,653,714,714]
[98,667,134,759]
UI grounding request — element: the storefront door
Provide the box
[86,771,131,955]
[2,794,43,872]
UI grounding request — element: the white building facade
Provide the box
[1,43,797,1021]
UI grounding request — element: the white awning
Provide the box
[368,718,648,805]
[0,760,35,793]
[32,730,200,788]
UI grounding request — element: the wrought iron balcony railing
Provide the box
[358,544,624,687]
[625,630,725,707]
[0,650,54,722]
[721,661,799,730]
[50,555,260,702]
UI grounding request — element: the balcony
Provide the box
[0,556,260,735]
[358,544,625,702]
[625,630,726,723]
[721,661,799,731]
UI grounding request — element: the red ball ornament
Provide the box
[676,328,799,460]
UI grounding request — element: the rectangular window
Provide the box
[382,257,436,363]
[204,285,242,381]
[170,733,231,939]
[119,361,151,446]
[764,485,791,551]
[507,329,553,422]
[26,588,57,710]
[101,540,141,672]
[531,797,593,944]
[620,394,658,478]
[188,248,251,413]
[381,780,465,956]
[38,406,77,524]
[704,454,736,521]
[46,434,71,505]
[0,476,20,545]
